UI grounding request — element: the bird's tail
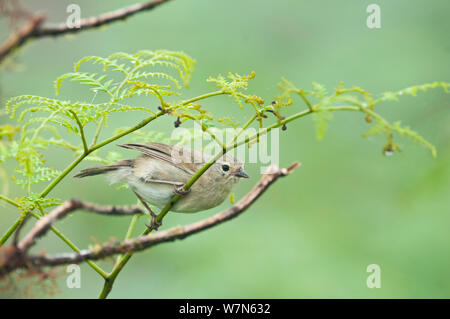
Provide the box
[74,159,134,178]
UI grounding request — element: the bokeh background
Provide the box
[0,0,449,298]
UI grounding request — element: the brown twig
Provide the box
[12,212,30,248]
[0,0,171,64]
[0,14,44,63]
[17,200,143,253]
[0,162,301,275]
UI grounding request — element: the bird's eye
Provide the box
[221,164,230,172]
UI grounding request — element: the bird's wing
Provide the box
[118,143,211,186]
[118,142,200,175]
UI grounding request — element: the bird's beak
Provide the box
[233,167,249,178]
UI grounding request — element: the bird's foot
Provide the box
[174,185,190,196]
[133,190,162,231]
[145,212,162,231]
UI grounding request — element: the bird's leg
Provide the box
[133,191,162,231]
[174,184,190,196]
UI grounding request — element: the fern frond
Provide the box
[7,95,62,119]
[207,71,256,108]
[391,121,437,157]
[135,50,196,86]
[312,111,333,140]
[45,137,78,151]
[106,103,156,115]
[0,124,20,141]
[362,120,387,138]
[55,72,115,97]
[311,82,329,98]
[217,116,241,128]
[129,71,181,89]
[377,82,450,103]
[18,194,62,212]
[74,55,130,74]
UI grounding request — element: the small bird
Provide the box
[74,142,249,229]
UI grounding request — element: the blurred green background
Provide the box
[0,0,449,298]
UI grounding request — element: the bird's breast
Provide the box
[127,174,237,213]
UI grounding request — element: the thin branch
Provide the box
[0,0,171,64]
[229,105,361,150]
[17,199,143,253]
[69,110,88,153]
[231,112,258,144]
[28,210,109,278]
[0,217,21,246]
[297,90,314,111]
[114,214,141,267]
[179,90,225,105]
[12,213,29,247]
[0,194,18,207]
[0,14,44,63]
[89,111,165,153]
[0,163,300,275]
[183,115,226,150]
[36,0,171,37]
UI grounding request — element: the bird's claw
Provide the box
[174,185,190,196]
[145,215,162,231]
